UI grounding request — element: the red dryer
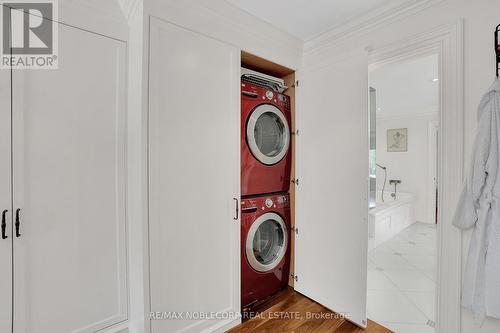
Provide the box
[241,82,292,197]
[241,193,291,309]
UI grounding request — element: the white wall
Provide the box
[376,113,438,223]
[305,0,500,331]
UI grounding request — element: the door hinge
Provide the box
[290,274,298,282]
[291,178,299,186]
[291,226,298,235]
[291,129,299,136]
[292,80,299,88]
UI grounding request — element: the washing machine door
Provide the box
[246,212,288,272]
[246,104,290,165]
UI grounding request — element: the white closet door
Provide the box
[148,17,240,333]
[11,22,128,333]
[0,46,12,333]
[295,52,369,327]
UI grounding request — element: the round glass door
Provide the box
[246,104,290,165]
[246,212,288,272]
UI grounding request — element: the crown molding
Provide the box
[304,0,444,54]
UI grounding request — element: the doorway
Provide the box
[367,53,440,333]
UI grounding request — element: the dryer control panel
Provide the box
[241,82,291,111]
[241,193,290,213]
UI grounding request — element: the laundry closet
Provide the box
[0,0,496,332]
[0,1,371,332]
[144,2,369,333]
[239,52,297,309]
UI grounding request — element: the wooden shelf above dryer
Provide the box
[241,51,295,78]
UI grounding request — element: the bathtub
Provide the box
[368,191,416,251]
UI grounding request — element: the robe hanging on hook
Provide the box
[495,24,500,78]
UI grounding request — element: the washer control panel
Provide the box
[240,83,290,111]
[241,194,290,212]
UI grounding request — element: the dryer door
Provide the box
[247,105,290,165]
[246,212,288,272]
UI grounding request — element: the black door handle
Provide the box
[15,208,21,238]
[1,210,7,239]
[233,198,239,221]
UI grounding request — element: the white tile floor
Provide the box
[367,222,437,333]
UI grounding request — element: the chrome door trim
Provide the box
[246,212,288,272]
[246,104,290,165]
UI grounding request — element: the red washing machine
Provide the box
[241,82,292,197]
[241,193,291,309]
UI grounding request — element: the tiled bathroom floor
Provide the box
[367,222,437,333]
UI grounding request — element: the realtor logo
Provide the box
[1,0,58,69]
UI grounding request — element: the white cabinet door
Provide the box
[11,22,128,333]
[0,43,12,333]
[148,17,240,333]
[295,52,369,327]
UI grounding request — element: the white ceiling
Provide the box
[370,54,439,117]
[226,0,408,40]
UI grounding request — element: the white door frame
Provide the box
[428,120,439,225]
[368,20,464,333]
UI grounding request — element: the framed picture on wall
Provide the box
[387,128,407,152]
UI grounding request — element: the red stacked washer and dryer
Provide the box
[240,68,292,310]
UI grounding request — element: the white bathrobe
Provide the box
[453,78,500,324]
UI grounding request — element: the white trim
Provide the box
[98,321,130,333]
[368,20,464,333]
[305,0,444,53]
[126,3,149,333]
[427,120,439,225]
[211,318,242,333]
